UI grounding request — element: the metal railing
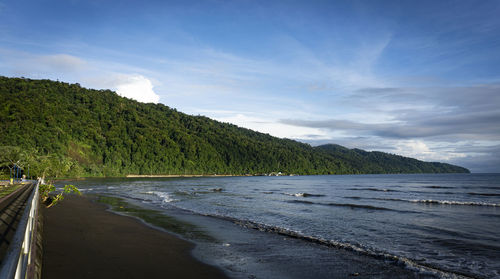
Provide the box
[0,179,40,279]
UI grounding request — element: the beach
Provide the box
[43,174,500,278]
[41,195,228,279]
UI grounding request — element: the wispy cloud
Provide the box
[282,84,500,141]
[280,81,500,171]
[37,54,87,72]
[282,111,500,140]
[443,144,500,173]
[213,112,329,140]
[0,50,87,78]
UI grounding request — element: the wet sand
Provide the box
[41,195,228,279]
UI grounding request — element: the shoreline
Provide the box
[42,192,470,279]
[45,175,488,278]
[41,194,228,279]
[96,196,441,279]
[125,174,243,178]
[47,172,476,182]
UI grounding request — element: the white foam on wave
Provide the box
[285,192,307,197]
[233,220,473,279]
[143,191,178,203]
[284,192,325,197]
[374,197,500,207]
[410,199,500,207]
[112,195,475,279]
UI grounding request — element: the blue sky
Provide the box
[1,0,499,172]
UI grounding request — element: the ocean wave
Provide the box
[172,188,224,196]
[328,202,396,211]
[348,188,399,192]
[480,213,500,219]
[153,199,474,279]
[467,192,500,197]
[142,191,178,203]
[352,197,500,207]
[478,186,500,190]
[459,186,500,190]
[284,192,326,197]
[343,196,362,200]
[410,199,500,207]
[229,219,474,279]
[287,200,397,211]
[174,190,195,196]
[192,188,225,194]
[423,186,454,189]
[287,200,315,205]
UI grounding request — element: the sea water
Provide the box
[69,173,500,278]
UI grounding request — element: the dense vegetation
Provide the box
[0,77,469,178]
[316,144,469,174]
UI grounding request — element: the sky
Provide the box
[1,0,499,172]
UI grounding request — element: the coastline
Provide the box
[41,194,228,279]
[125,174,242,178]
[90,196,439,279]
[43,174,487,279]
[50,172,473,182]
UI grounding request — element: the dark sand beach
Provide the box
[41,195,228,279]
[41,181,476,279]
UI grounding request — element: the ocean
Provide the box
[64,173,500,279]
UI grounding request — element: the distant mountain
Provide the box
[0,76,469,177]
[315,144,469,174]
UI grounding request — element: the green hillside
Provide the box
[0,77,469,178]
[315,144,469,174]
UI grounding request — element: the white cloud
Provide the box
[0,51,161,104]
[213,113,329,140]
[113,74,160,103]
[394,140,466,162]
[38,54,87,72]
[395,140,432,158]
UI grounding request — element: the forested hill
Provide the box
[315,144,469,174]
[0,77,469,177]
